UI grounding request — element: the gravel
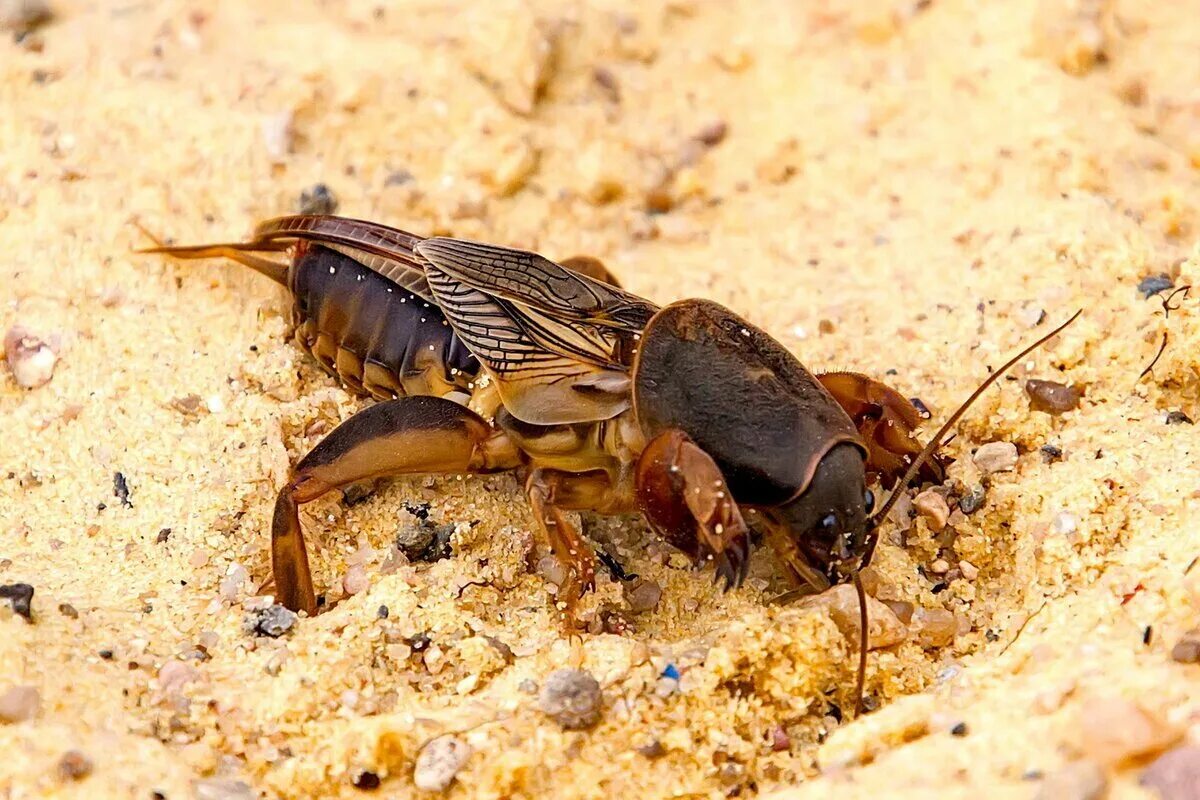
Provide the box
[973,441,1019,474]
[958,484,987,514]
[1025,379,1082,414]
[413,735,471,792]
[1140,745,1200,799]
[538,669,603,730]
[249,604,298,638]
[4,327,56,388]
[0,583,34,621]
[0,685,41,723]
[913,490,950,531]
[1170,628,1200,663]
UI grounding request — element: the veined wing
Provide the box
[252,215,434,302]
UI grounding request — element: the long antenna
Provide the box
[852,571,868,716]
[865,310,1082,563]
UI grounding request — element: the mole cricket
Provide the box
[142,215,1078,712]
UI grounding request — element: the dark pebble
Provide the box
[959,484,987,515]
[1166,411,1194,425]
[1137,273,1174,298]
[538,669,603,730]
[250,604,297,638]
[1040,444,1063,463]
[113,471,132,507]
[951,722,969,736]
[376,605,389,619]
[156,528,171,543]
[1171,628,1200,663]
[695,119,728,147]
[98,649,113,660]
[297,183,338,215]
[910,397,932,419]
[395,519,454,563]
[1025,379,1081,414]
[0,583,34,620]
[350,769,381,790]
[1141,745,1200,799]
[57,750,93,781]
[407,632,432,652]
[403,501,431,520]
[636,740,666,759]
[341,481,377,507]
[1144,625,1154,646]
[58,602,78,618]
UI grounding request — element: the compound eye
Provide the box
[819,513,838,533]
[864,489,876,515]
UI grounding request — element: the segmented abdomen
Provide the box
[288,244,478,399]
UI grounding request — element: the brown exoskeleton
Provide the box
[143,216,1077,712]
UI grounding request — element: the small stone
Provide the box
[156,528,172,544]
[350,769,381,790]
[1140,745,1200,799]
[1017,303,1047,328]
[4,327,56,388]
[0,686,40,723]
[1051,512,1078,536]
[959,484,987,515]
[913,607,958,648]
[343,564,369,596]
[1137,273,1174,298]
[58,602,78,618]
[950,722,969,736]
[913,490,950,531]
[261,112,295,161]
[1034,760,1108,800]
[1026,379,1082,414]
[1079,695,1180,766]
[157,659,198,699]
[623,578,662,613]
[0,0,52,34]
[413,735,471,792]
[1171,628,1200,663]
[538,669,602,730]
[0,583,33,621]
[1166,411,1193,426]
[804,584,907,649]
[770,725,790,752]
[958,560,980,580]
[973,441,1018,474]
[113,471,132,507]
[192,777,255,800]
[249,604,297,637]
[297,183,338,215]
[1041,444,1064,463]
[171,394,206,417]
[694,119,728,147]
[58,750,93,781]
[929,558,950,574]
[636,739,666,759]
[218,563,249,602]
[395,519,454,563]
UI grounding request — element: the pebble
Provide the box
[1137,273,1174,298]
[395,519,454,563]
[350,769,381,790]
[342,564,369,596]
[57,750,93,781]
[912,490,950,531]
[261,112,295,161]
[1170,628,1200,663]
[1041,443,1064,463]
[1140,745,1200,799]
[1025,379,1081,414]
[0,685,40,723]
[958,560,980,580]
[538,669,602,730]
[0,583,34,620]
[413,734,471,792]
[973,441,1018,474]
[694,119,728,147]
[250,604,297,637]
[913,607,958,648]
[4,327,57,388]
[1078,695,1179,766]
[1017,303,1047,328]
[959,484,987,515]
[58,602,78,618]
[623,578,662,613]
[192,777,255,800]
[0,0,51,34]
[1051,512,1078,537]
[770,725,790,752]
[297,183,338,215]
[1165,411,1193,425]
[806,584,907,649]
[1034,760,1108,800]
[636,739,666,759]
[218,564,248,602]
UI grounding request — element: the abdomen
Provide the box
[288,244,479,399]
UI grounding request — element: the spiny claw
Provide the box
[711,534,751,593]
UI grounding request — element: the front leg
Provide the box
[272,396,521,614]
[634,429,751,590]
[817,371,946,488]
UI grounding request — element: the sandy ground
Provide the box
[3,0,1200,797]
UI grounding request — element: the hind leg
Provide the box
[272,396,521,614]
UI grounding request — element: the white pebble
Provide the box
[4,327,56,388]
[0,685,40,723]
[260,112,295,161]
[973,441,1018,474]
[413,735,471,792]
[1052,512,1078,536]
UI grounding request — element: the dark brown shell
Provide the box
[632,299,865,506]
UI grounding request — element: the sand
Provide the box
[3,0,1200,797]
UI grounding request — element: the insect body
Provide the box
[143,215,1074,669]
